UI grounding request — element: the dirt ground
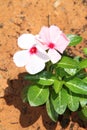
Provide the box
[0,0,87,130]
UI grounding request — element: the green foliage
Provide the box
[64,68,77,76]
[79,59,87,69]
[57,56,79,69]
[27,85,49,106]
[67,34,82,46]
[25,71,55,86]
[65,77,87,95]
[52,80,63,93]
[78,106,87,121]
[46,99,58,122]
[67,90,79,111]
[51,88,68,115]
[21,35,87,122]
[83,48,87,55]
[79,95,87,107]
[23,54,87,122]
[21,86,29,103]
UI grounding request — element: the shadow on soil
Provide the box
[4,72,87,129]
[4,73,58,130]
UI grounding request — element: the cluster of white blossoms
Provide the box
[13,25,70,74]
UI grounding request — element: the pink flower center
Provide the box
[48,43,55,49]
[29,46,37,54]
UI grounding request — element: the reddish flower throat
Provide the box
[30,46,37,54]
[48,43,55,49]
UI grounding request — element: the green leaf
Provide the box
[78,106,87,121]
[73,56,82,62]
[79,95,87,107]
[67,34,82,46]
[79,59,87,69]
[27,85,49,106]
[56,67,69,78]
[65,77,87,95]
[64,68,77,76]
[67,90,79,111]
[25,71,54,86]
[46,99,58,122]
[76,70,87,79]
[83,48,87,55]
[83,77,87,83]
[51,88,68,115]
[57,56,79,69]
[21,86,29,103]
[81,106,87,118]
[52,80,63,93]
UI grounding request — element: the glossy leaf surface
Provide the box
[27,85,49,106]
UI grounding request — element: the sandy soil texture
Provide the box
[0,0,87,130]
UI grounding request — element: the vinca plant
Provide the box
[13,25,87,122]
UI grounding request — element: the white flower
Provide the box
[13,34,49,74]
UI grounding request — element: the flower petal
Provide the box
[49,25,62,43]
[56,33,70,53]
[36,45,50,62]
[25,55,45,74]
[39,26,50,44]
[13,50,29,67]
[35,35,48,50]
[48,49,61,64]
[18,34,36,49]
